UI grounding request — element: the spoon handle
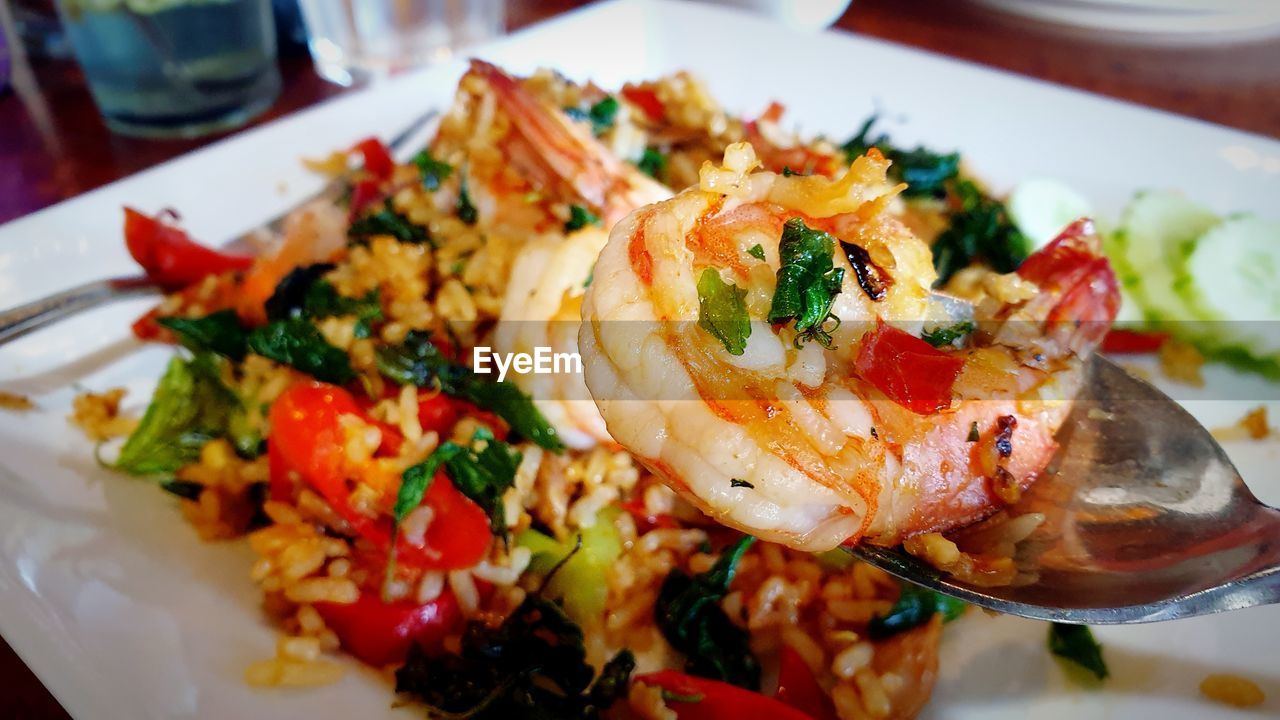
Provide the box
[0,277,160,346]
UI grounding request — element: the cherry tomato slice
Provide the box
[352,137,395,180]
[123,207,254,288]
[1101,329,1167,354]
[314,589,461,667]
[854,322,965,415]
[775,646,836,720]
[634,671,815,720]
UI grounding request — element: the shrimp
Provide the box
[454,60,670,447]
[579,143,1119,551]
[237,199,348,324]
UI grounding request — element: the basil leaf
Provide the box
[696,268,752,356]
[413,148,453,191]
[840,114,960,199]
[349,199,431,245]
[636,147,665,179]
[747,244,766,261]
[247,318,355,384]
[115,353,236,476]
[1049,623,1109,680]
[921,320,975,348]
[932,178,1030,285]
[767,218,845,348]
[157,310,248,360]
[375,331,564,452]
[565,204,601,233]
[868,582,967,640]
[456,173,478,225]
[395,428,521,540]
[567,96,620,136]
[655,535,761,689]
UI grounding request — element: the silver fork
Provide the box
[852,355,1280,624]
[0,107,440,346]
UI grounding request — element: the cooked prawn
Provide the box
[455,60,670,447]
[579,143,1119,551]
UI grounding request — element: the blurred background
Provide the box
[0,0,1276,716]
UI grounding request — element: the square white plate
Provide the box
[0,1,1277,718]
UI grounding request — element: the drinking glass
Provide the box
[298,0,505,86]
[54,0,281,139]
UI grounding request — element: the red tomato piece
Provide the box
[352,137,395,180]
[622,85,665,122]
[123,207,254,288]
[348,177,384,217]
[1101,328,1168,354]
[634,671,815,720]
[267,381,491,570]
[854,322,966,415]
[416,393,460,437]
[775,646,836,720]
[314,589,461,667]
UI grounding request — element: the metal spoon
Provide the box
[853,355,1280,624]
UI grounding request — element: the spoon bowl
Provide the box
[852,356,1280,623]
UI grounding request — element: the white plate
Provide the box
[1,1,1278,718]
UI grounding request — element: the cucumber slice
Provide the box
[1178,215,1280,358]
[1008,178,1094,251]
[1112,190,1219,327]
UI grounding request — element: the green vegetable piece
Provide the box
[516,506,624,623]
[413,148,453,191]
[868,582,967,640]
[730,478,754,489]
[767,218,845,348]
[656,535,761,689]
[967,421,980,443]
[921,320,975,348]
[1049,623,1109,680]
[747,244,766,261]
[348,199,431,245]
[696,268,752,356]
[264,263,335,321]
[932,178,1030,285]
[264,264,383,338]
[637,147,666,179]
[247,318,355,385]
[375,331,564,451]
[115,354,236,476]
[565,204,601,233]
[157,310,248,360]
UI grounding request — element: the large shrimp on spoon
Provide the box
[580,143,1119,552]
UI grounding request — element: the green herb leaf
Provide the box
[247,318,355,385]
[159,478,204,500]
[932,178,1030,285]
[567,96,620,136]
[967,421,980,443]
[349,199,431,245]
[921,320,975,348]
[264,263,336,322]
[1049,623,1109,680]
[565,205,601,233]
[840,114,960,199]
[696,268,752,356]
[456,173,478,225]
[375,331,564,451]
[747,244,766,261]
[637,147,666,179]
[395,594,634,719]
[767,218,845,348]
[157,310,248,360]
[656,535,761,689]
[394,427,521,542]
[115,354,236,476]
[868,582,967,640]
[730,478,754,489]
[413,148,453,191]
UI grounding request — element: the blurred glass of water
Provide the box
[298,0,504,86]
[54,0,280,139]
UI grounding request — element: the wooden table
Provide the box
[0,0,1276,715]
